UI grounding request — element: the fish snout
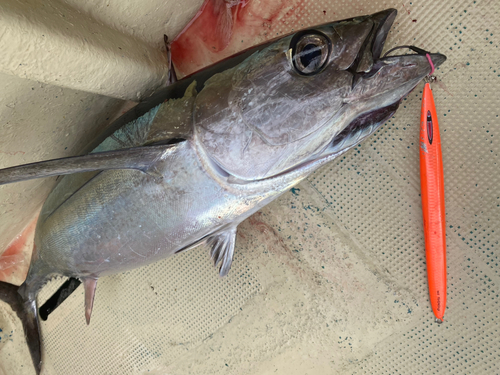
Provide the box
[428,53,447,70]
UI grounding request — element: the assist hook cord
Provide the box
[382,45,435,76]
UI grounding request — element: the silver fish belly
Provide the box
[0,8,446,374]
[31,140,284,283]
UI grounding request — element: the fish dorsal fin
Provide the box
[146,81,197,144]
[83,277,98,325]
[207,226,237,277]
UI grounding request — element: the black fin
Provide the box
[0,281,42,374]
[39,277,82,321]
[164,34,178,85]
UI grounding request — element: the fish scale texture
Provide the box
[2,0,498,374]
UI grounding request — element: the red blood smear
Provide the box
[171,0,314,77]
[0,215,38,285]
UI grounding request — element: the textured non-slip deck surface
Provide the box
[0,0,498,374]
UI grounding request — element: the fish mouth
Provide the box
[327,9,447,155]
[344,9,398,75]
[350,9,446,77]
[329,101,400,154]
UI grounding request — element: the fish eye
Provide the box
[290,31,331,75]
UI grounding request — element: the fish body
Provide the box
[29,139,287,286]
[0,9,446,373]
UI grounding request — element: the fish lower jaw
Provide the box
[328,101,401,154]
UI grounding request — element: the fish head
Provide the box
[195,9,446,181]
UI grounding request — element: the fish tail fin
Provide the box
[0,281,42,374]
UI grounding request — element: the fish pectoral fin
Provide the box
[0,144,175,186]
[207,226,238,277]
[83,277,98,325]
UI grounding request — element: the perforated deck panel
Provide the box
[37,251,262,374]
[0,0,498,374]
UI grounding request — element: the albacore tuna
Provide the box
[0,9,445,373]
